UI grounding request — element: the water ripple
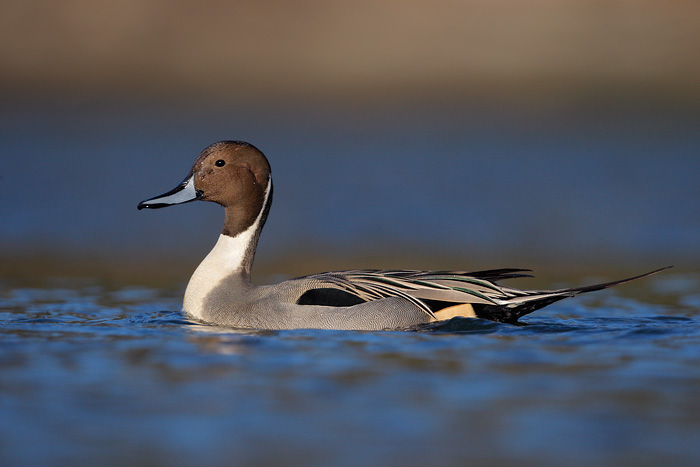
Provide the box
[1,278,700,465]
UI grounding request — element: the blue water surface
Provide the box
[1,101,698,268]
[1,99,699,465]
[1,272,699,465]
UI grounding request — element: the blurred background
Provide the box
[1,0,698,286]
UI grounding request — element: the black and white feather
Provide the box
[298,267,670,323]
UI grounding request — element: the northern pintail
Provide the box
[138,141,667,330]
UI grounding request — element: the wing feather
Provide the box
[297,267,669,323]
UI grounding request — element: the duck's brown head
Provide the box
[138,141,273,237]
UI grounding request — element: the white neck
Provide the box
[182,233,250,319]
[182,178,271,319]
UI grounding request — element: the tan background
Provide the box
[2,0,698,105]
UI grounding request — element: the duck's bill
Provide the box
[137,175,202,209]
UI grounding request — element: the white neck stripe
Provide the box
[182,177,271,319]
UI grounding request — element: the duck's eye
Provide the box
[215,159,226,167]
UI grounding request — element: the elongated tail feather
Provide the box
[474,267,672,323]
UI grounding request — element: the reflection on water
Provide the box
[1,273,699,465]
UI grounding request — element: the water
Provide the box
[2,273,699,465]
[1,101,699,269]
[1,98,698,465]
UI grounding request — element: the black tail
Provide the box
[474,267,671,324]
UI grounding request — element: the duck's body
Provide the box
[182,232,438,330]
[138,141,666,330]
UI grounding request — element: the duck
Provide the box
[138,140,667,330]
